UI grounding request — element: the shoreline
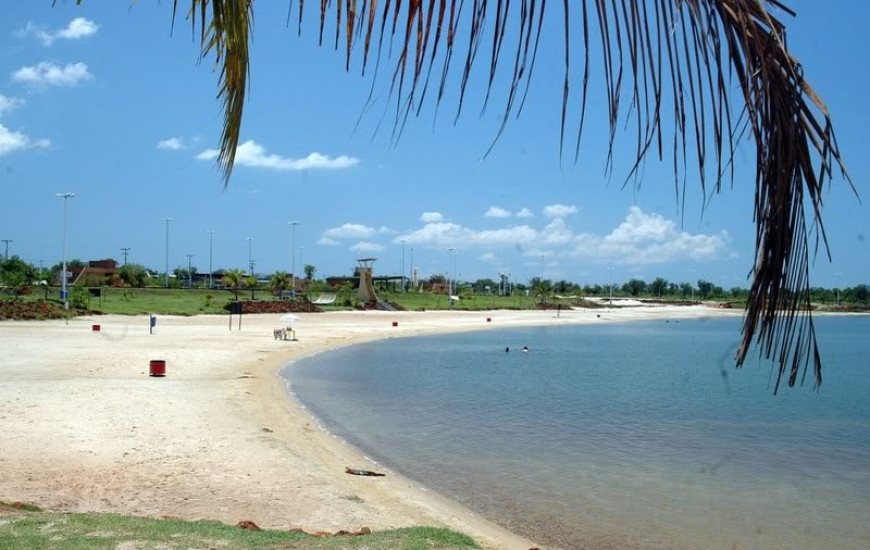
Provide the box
[1,306,740,549]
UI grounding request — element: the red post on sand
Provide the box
[149,360,166,377]
[392,321,399,327]
[486,317,491,323]
[92,324,101,332]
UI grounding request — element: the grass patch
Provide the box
[0,509,479,550]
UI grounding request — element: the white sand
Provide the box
[0,306,737,549]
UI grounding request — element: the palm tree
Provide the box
[270,271,290,297]
[244,275,258,300]
[220,268,245,301]
[75,1,852,391]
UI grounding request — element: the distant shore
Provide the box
[0,306,741,549]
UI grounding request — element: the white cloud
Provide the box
[195,140,358,171]
[485,206,512,219]
[157,137,185,150]
[12,62,93,87]
[0,124,50,157]
[543,204,578,219]
[20,19,99,46]
[0,94,24,117]
[569,207,729,264]
[350,241,385,252]
[516,207,534,218]
[316,237,339,246]
[21,18,99,46]
[478,252,498,262]
[323,223,385,240]
[420,212,444,223]
[396,222,536,248]
[196,149,219,160]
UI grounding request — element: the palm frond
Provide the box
[80,0,852,391]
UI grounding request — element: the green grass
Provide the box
[0,508,479,550]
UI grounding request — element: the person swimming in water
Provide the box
[505,346,510,353]
[522,346,529,352]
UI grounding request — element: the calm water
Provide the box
[284,317,870,550]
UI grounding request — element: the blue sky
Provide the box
[0,1,866,287]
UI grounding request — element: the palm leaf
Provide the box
[75,0,853,392]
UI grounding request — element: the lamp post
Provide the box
[162,217,172,288]
[56,193,75,310]
[185,254,194,288]
[246,237,253,276]
[409,246,414,288]
[289,221,299,298]
[607,266,614,306]
[208,230,215,289]
[400,239,406,293]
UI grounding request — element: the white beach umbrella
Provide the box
[278,313,302,326]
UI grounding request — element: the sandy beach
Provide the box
[0,306,737,549]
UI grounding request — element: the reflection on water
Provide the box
[284,317,870,550]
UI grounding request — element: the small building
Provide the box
[71,259,120,286]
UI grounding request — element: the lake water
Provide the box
[283,316,870,550]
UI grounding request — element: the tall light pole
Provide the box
[447,247,456,307]
[185,254,194,288]
[400,239,406,292]
[1,239,11,261]
[607,265,614,305]
[56,193,75,310]
[208,230,215,289]
[246,237,253,276]
[298,246,305,278]
[120,247,131,266]
[409,246,414,289]
[836,271,843,306]
[162,217,172,288]
[289,221,299,298]
[691,268,697,300]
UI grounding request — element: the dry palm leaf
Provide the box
[71,0,853,393]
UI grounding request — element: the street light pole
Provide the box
[298,246,305,279]
[246,237,253,276]
[185,254,194,288]
[289,221,299,298]
[1,239,11,261]
[208,230,215,289]
[162,218,172,288]
[56,193,75,310]
[409,246,414,289]
[400,239,406,293]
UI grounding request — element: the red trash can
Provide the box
[149,360,166,377]
[392,321,399,327]
[92,324,101,332]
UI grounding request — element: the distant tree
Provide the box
[269,271,291,296]
[221,268,245,301]
[0,256,37,290]
[854,284,869,302]
[244,275,258,299]
[622,279,647,297]
[697,280,714,299]
[303,264,316,280]
[730,287,749,299]
[649,277,668,297]
[118,264,148,288]
[679,282,693,299]
[473,278,497,293]
[428,274,446,284]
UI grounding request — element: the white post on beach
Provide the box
[56,192,75,310]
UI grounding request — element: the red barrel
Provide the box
[392,321,399,327]
[486,317,492,323]
[92,324,101,332]
[149,360,166,377]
